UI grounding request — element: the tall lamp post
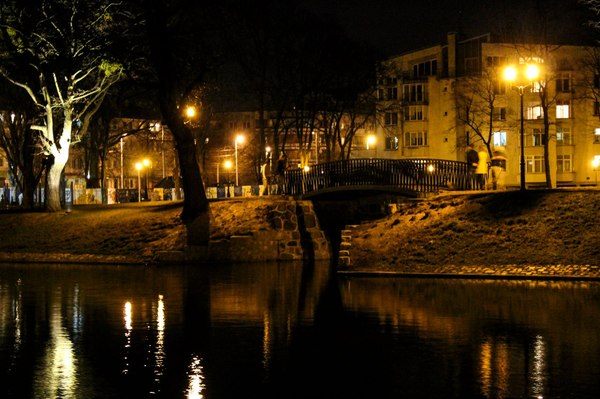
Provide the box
[504,64,539,191]
[120,137,124,189]
[234,134,245,187]
[135,162,143,202]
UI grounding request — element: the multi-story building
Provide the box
[375,32,600,188]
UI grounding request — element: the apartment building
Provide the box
[375,32,600,188]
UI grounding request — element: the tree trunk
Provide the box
[46,155,68,212]
[171,122,210,245]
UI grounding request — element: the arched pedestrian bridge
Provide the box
[282,158,471,197]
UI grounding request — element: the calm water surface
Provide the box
[0,262,599,398]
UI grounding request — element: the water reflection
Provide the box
[123,301,132,374]
[152,294,166,395]
[32,292,78,399]
[186,354,206,399]
[0,264,599,398]
[339,277,600,398]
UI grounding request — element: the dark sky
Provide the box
[302,0,596,56]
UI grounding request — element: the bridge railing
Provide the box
[283,158,471,196]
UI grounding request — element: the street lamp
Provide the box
[366,134,376,150]
[185,105,196,119]
[224,159,232,197]
[135,162,143,202]
[504,63,539,191]
[234,134,245,187]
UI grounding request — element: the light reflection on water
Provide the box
[0,263,599,398]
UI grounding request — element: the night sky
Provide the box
[302,0,596,55]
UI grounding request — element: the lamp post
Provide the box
[504,64,539,191]
[120,137,124,189]
[135,162,143,202]
[142,158,150,200]
[234,134,245,187]
[224,160,232,197]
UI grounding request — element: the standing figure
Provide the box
[275,153,287,194]
[261,157,271,195]
[475,145,489,190]
[465,144,479,190]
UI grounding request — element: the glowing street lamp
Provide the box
[185,105,196,119]
[504,63,539,191]
[366,134,376,150]
[234,134,245,186]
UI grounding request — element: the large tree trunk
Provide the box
[45,116,72,212]
[171,121,210,245]
[46,154,68,212]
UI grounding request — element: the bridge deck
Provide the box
[282,158,471,197]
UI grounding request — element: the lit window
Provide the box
[595,128,600,143]
[493,131,507,146]
[556,101,570,119]
[526,155,545,173]
[557,154,572,172]
[527,105,543,120]
[532,81,543,93]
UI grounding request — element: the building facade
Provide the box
[375,32,600,188]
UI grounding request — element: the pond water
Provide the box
[0,262,599,399]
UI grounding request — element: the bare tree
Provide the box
[455,68,507,157]
[0,0,124,211]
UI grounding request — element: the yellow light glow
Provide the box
[366,134,376,150]
[135,162,142,171]
[427,164,435,173]
[236,134,245,144]
[224,160,232,170]
[265,146,271,153]
[526,64,539,81]
[143,158,150,167]
[504,66,517,82]
[185,106,196,118]
[303,165,311,172]
[592,157,600,169]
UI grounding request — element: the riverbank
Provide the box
[1,189,599,279]
[342,188,600,279]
